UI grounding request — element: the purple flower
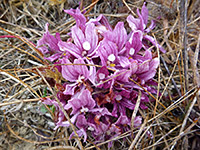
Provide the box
[143,35,166,53]
[127,3,149,32]
[88,14,112,32]
[63,83,77,95]
[124,50,160,84]
[64,88,96,115]
[130,59,139,74]
[58,88,96,128]
[38,3,166,145]
[137,57,159,82]
[72,23,98,57]
[114,69,132,83]
[62,88,113,142]
[37,23,66,61]
[92,122,110,141]
[73,115,88,142]
[96,66,109,81]
[114,115,142,134]
[95,66,113,88]
[61,58,89,82]
[127,3,166,53]
[64,8,86,30]
[111,90,135,117]
[104,22,127,51]
[75,110,112,135]
[58,23,98,58]
[58,41,81,58]
[133,116,142,127]
[37,23,61,54]
[115,114,130,126]
[97,39,118,67]
[124,31,143,56]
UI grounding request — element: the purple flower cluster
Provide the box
[38,3,164,144]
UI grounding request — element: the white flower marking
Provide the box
[99,73,105,80]
[77,75,85,83]
[115,95,122,101]
[129,48,135,55]
[83,41,91,51]
[82,51,87,56]
[88,126,94,131]
[80,107,89,113]
[108,54,116,62]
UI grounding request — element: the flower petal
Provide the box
[61,58,78,81]
[85,23,98,54]
[141,3,148,25]
[115,69,131,83]
[137,58,159,81]
[127,15,141,31]
[79,89,96,109]
[76,114,87,129]
[71,25,85,50]
[74,58,89,80]
[61,58,89,82]
[118,56,130,68]
[105,22,127,50]
[98,40,118,66]
[96,66,109,81]
[64,8,86,29]
[144,35,166,53]
[37,23,61,54]
[58,41,81,58]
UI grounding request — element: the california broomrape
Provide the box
[37,3,165,146]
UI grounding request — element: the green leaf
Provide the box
[40,105,47,113]
[42,87,47,97]
[49,105,55,113]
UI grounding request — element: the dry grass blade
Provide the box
[45,146,79,150]
[160,56,181,97]
[84,0,99,15]
[148,87,198,123]
[179,0,188,92]
[166,117,200,150]
[159,50,181,101]
[0,97,43,107]
[0,69,40,98]
[171,90,198,148]
[0,26,46,64]
[122,0,136,16]
[131,90,141,135]
[0,40,44,64]
[3,111,68,144]
[188,34,200,110]
[143,124,182,150]
[128,117,148,150]
[0,19,43,36]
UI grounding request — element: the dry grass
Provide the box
[0,0,200,149]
